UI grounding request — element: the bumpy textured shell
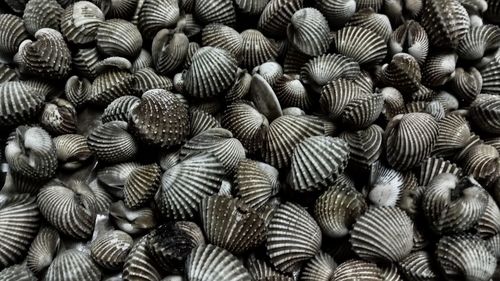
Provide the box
[389,20,429,65]
[26,226,60,274]
[5,126,58,180]
[200,195,265,254]
[40,98,77,135]
[138,0,180,40]
[15,28,72,80]
[89,68,134,106]
[87,121,138,163]
[158,152,225,220]
[381,53,421,93]
[60,1,105,45]
[23,0,63,35]
[184,47,238,98]
[152,31,189,75]
[420,0,470,49]
[194,0,236,25]
[124,163,161,208]
[258,0,303,37]
[0,81,45,127]
[436,235,496,281]
[433,114,472,158]
[147,221,205,272]
[332,259,383,281]
[456,25,500,60]
[300,252,336,281]
[317,0,356,27]
[314,183,366,238]
[189,109,220,137]
[186,244,252,281]
[0,14,29,63]
[0,194,40,269]
[222,102,269,154]
[96,19,142,58]
[347,9,392,41]
[266,202,322,272]
[72,48,99,80]
[102,95,140,123]
[480,58,500,95]
[241,29,278,69]
[235,159,279,211]
[37,181,97,239]
[202,24,242,61]
[333,26,387,65]
[123,235,161,281]
[91,230,133,269]
[470,94,500,134]
[274,74,312,110]
[350,207,414,262]
[129,89,189,148]
[385,113,439,170]
[288,136,349,192]
[263,115,335,169]
[0,263,37,281]
[287,8,330,56]
[399,251,437,281]
[45,249,101,281]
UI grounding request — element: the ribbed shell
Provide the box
[26,226,60,274]
[332,259,383,281]
[37,181,97,239]
[389,20,429,65]
[96,19,142,58]
[89,69,134,106]
[132,49,153,73]
[273,74,312,110]
[0,64,17,83]
[109,201,157,235]
[40,98,77,135]
[266,202,322,272]
[23,0,63,35]
[300,252,336,281]
[102,95,140,123]
[202,24,242,61]
[287,8,330,56]
[60,1,105,44]
[340,124,383,170]
[45,249,101,281]
[347,9,392,41]
[88,180,113,213]
[103,0,138,18]
[123,235,161,281]
[97,162,140,198]
[263,115,335,168]
[457,25,500,60]
[130,89,189,148]
[87,121,138,163]
[385,113,439,170]
[249,73,283,122]
[138,0,180,40]
[0,194,40,269]
[185,47,238,98]
[342,93,384,129]
[476,195,500,238]
[152,31,189,75]
[420,0,470,49]
[423,53,458,87]
[461,144,499,184]
[200,195,265,254]
[180,128,246,175]
[64,76,90,109]
[91,230,133,269]
[158,152,225,220]
[317,0,356,27]
[419,157,462,187]
[433,114,472,158]
[258,0,303,37]
[288,136,349,192]
[381,53,421,93]
[194,0,236,25]
[0,81,45,127]
[0,264,37,281]
[450,67,482,104]
[332,26,387,65]
[235,0,268,15]
[189,109,220,137]
[246,255,288,281]
[72,48,100,80]
[124,163,161,208]
[222,102,269,154]
[319,78,364,120]
[5,126,57,180]
[436,235,496,281]
[480,58,500,95]
[241,29,278,69]
[16,28,71,80]
[399,251,437,281]
[235,159,279,211]
[351,207,414,262]
[470,94,500,134]
[485,0,500,23]
[0,14,29,63]
[186,244,252,281]
[300,53,360,92]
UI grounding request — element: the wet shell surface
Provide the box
[87,121,138,163]
[273,74,312,110]
[90,230,133,270]
[339,124,383,171]
[235,159,279,211]
[152,31,189,75]
[44,249,101,281]
[381,53,421,93]
[122,235,161,281]
[389,20,429,65]
[26,225,60,274]
[456,25,500,60]
[194,0,236,26]
[40,98,77,135]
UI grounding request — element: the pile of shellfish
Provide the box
[0,0,499,279]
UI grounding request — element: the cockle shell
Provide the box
[287,8,330,56]
[480,57,500,95]
[0,81,45,127]
[367,162,405,207]
[235,0,269,15]
[332,26,387,65]
[72,48,100,80]
[0,263,37,281]
[347,9,392,41]
[175,14,202,39]
[432,114,472,158]
[246,254,290,281]
[89,67,134,106]
[189,109,221,137]
[96,19,142,58]
[399,251,438,281]
[0,64,18,83]
[0,14,29,63]
[423,52,458,87]
[138,0,180,40]
[319,78,364,120]
[26,225,60,274]
[100,0,138,18]
[87,121,138,163]
[457,25,500,61]
[60,1,105,45]
[109,201,157,235]
[241,29,278,69]
[273,74,312,110]
[53,134,92,170]
[0,194,40,269]
[476,195,500,238]
[469,94,500,134]
[131,49,153,73]
[64,76,90,109]
[341,93,384,129]
[317,0,356,27]
[40,98,77,135]
[123,235,161,281]
[123,163,161,208]
[235,159,279,211]
[249,73,283,122]
[258,0,303,37]
[389,20,428,65]
[332,259,383,281]
[284,45,312,75]
[485,0,500,23]
[23,0,63,35]
[460,144,499,186]
[339,124,383,171]
[98,162,140,198]
[202,24,242,61]
[300,252,336,281]
[200,195,266,254]
[194,0,236,26]
[91,230,133,269]
[381,53,421,93]
[101,95,140,123]
[152,30,189,75]
[266,202,322,272]
[450,67,482,103]
[45,249,101,281]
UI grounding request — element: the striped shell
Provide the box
[194,0,236,26]
[37,180,97,239]
[91,230,133,269]
[96,19,142,58]
[288,136,349,192]
[185,47,238,98]
[189,109,221,137]
[399,251,437,281]
[347,8,392,41]
[138,0,180,40]
[89,68,134,106]
[423,52,458,87]
[470,94,500,134]
[235,159,279,211]
[45,249,101,281]
[97,162,140,198]
[235,0,269,15]
[258,0,303,38]
[332,26,387,65]
[123,163,161,208]
[60,1,105,45]
[157,152,225,220]
[200,195,266,254]
[319,78,364,120]
[0,81,45,127]
[0,14,29,63]
[72,48,99,80]
[131,49,153,73]
[457,25,500,60]
[419,157,462,186]
[0,263,37,281]
[314,183,366,238]
[300,252,337,281]
[87,121,138,163]
[317,0,356,27]
[0,64,18,83]
[381,53,421,93]
[64,76,90,109]
[123,235,161,281]
[202,24,242,61]
[385,113,439,170]
[420,0,470,49]
[152,31,189,75]
[0,194,40,269]
[40,98,77,135]
[274,74,312,110]
[15,28,71,80]
[339,124,383,171]
[186,244,252,281]
[246,255,289,281]
[450,67,482,103]
[433,114,472,158]
[266,202,322,272]
[351,207,414,262]
[389,20,428,65]
[102,0,137,18]
[332,259,383,281]
[460,144,499,185]
[287,8,330,56]
[102,95,140,123]
[147,221,205,272]
[109,201,157,235]
[476,195,500,238]
[480,58,500,95]
[23,0,63,35]
[26,226,60,274]
[241,29,278,69]
[129,89,190,148]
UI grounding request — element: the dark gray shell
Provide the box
[89,68,134,106]
[332,26,387,65]
[0,14,29,63]
[40,98,77,135]
[91,230,133,269]
[194,0,236,26]
[347,9,392,41]
[202,24,242,61]
[317,0,356,27]
[124,163,161,208]
[423,52,458,87]
[26,225,60,274]
[60,1,105,45]
[241,29,278,69]
[300,252,337,281]
[470,94,500,134]
[381,53,421,93]
[96,19,142,58]
[102,95,140,123]
[45,249,101,281]
[87,121,138,163]
[332,259,383,281]
[72,48,100,80]
[274,74,312,110]
[389,20,428,65]
[235,159,279,211]
[287,8,330,56]
[23,0,63,35]
[0,81,45,127]
[65,76,91,109]
[399,251,438,281]
[138,0,180,40]
[0,263,37,281]
[457,25,500,60]
[123,235,161,281]
[152,31,189,75]
[258,0,303,38]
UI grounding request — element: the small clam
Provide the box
[246,254,290,281]
[0,263,37,280]
[300,252,336,281]
[89,63,134,106]
[317,0,356,27]
[96,19,142,58]
[389,20,429,65]
[273,74,312,110]
[399,251,438,281]
[380,87,405,120]
[23,0,63,35]
[258,0,303,38]
[60,1,105,45]
[419,157,462,186]
[101,0,137,18]
[147,222,205,272]
[381,53,421,94]
[45,249,101,281]
[87,121,138,164]
[423,52,458,87]
[65,76,91,109]
[131,49,153,73]
[460,144,499,186]
[339,124,383,172]
[234,0,269,15]
[253,62,283,87]
[175,14,202,39]
[202,24,242,61]
[241,29,278,69]
[457,25,500,61]
[332,26,387,65]
[284,45,312,75]
[320,78,364,120]
[469,94,500,135]
[476,194,500,238]
[26,225,60,274]
[0,14,29,63]
[186,244,252,281]
[433,114,473,158]
[137,0,180,40]
[53,134,92,170]
[101,95,140,123]
[123,235,161,281]
[124,163,161,208]
[90,230,133,270]
[88,180,113,213]
[249,73,283,122]
[109,201,157,235]
[266,202,322,272]
[347,9,392,42]
[97,162,140,198]
[152,31,189,75]
[332,259,383,280]
[480,57,500,95]
[189,109,221,137]
[0,64,18,83]
[72,48,100,80]
[287,8,330,56]
[194,0,236,26]
[235,159,279,211]
[0,81,45,127]
[40,98,77,135]
[0,194,40,269]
